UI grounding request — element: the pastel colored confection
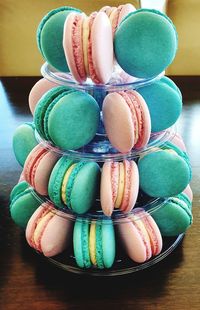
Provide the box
[12,122,38,167]
[48,157,100,214]
[160,76,182,100]
[138,146,191,197]
[118,208,162,263]
[100,3,136,36]
[29,78,58,115]
[170,132,187,152]
[37,6,81,72]
[100,160,139,216]
[10,182,41,229]
[138,77,182,132]
[23,144,60,196]
[102,90,151,152]
[73,218,115,268]
[63,11,113,84]
[34,86,100,150]
[114,9,178,78]
[152,192,193,236]
[26,203,72,257]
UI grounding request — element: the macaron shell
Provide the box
[152,197,193,236]
[118,4,136,24]
[12,123,38,167]
[29,78,58,115]
[63,13,86,83]
[160,76,182,100]
[23,144,47,186]
[34,151,60,196]
[37,7,80,72]
[114,9,177,78]
[117,219,148,263]
[69,162,100,214]
[128,90,151,149]
[170,133,187,152]
[138,150,191,197]
[121,160,139,213]
[138,80,182,132]
[40,210,72,257]
[103,92,135,152]
[90,12,113,83]
[10,181,29,201]
[10,188,41,229]
[47,91,100,150]
[100,162,115,216]
[102,220,115,268]
[48,158,74,208]
[184,185,193,202]
[140,212,163,255]
[26,205,46,248]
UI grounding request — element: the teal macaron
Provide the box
[160,76,182,100]
[137,77,182,132]
[48,157,101,214]
[34,86,100,150]
[12,122,38,166]
[10,181,41,229]
[73,218,116,269]
[152,192,193,236]
[37,6,81,72]
[138,144,191,197]
[114,9,178,78]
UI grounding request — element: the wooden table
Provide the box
[0,77,199,310]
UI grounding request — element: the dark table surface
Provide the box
[0,77,199,310]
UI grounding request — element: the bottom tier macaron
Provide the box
[10,181,193,273]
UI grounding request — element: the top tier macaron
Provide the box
[37,5,178,84]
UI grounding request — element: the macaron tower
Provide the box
[10,3,193,276]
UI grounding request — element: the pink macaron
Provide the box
[63,11,113,84]
[103,90,151,153]
[118,208,163,263]
[26,203,72,257]
[100,160,139,216]
[23,144,60,195]
[29,78,59,115]
[100,3,136,36]
[170,132,187,152]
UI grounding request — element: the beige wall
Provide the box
[0,0,199,76]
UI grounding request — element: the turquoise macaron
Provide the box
[10,181,41,229]
[12,122,38,166]
[48,157,101,214]
[138,143,191,197]
[114,9,178,78]
[34,86,100,150]
[73,218,116,269]
[37,6,81,72]
[152,192,193,236]
[137,77,182,132]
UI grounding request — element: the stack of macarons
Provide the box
[37,5,178,83]
[10,3,193,273]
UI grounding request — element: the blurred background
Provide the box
[0,0,199,77]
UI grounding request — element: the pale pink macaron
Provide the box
[100,160,139,216]
[23,144,60,195]
[170,132,187,152]
[118,208,163,263]
[26,203,72,257]
[184,184,193,202]
[100,3,136,35]
[63,11,113,84]
[103,90,151,153]
[29,78,59,115]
